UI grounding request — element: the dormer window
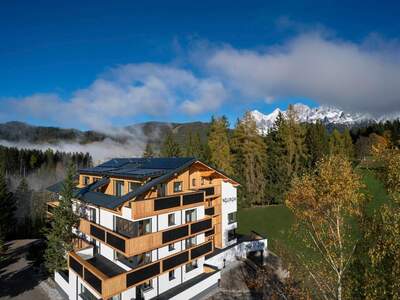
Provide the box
[173,181,182,193]
[83,176,90,186]
[115,180,124,197]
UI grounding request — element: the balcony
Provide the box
[78,217,214,257]
[69,240,214,299]
[132,190,206,219]
[46,201,59,218]
[196,185,221,198]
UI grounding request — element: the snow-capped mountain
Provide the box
[251,103,397,135]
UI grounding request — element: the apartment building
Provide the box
[47,157,267,300]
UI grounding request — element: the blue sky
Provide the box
[1,0,400,130]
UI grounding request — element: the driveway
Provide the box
[0,239,64,300]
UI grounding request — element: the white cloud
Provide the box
[2,63,228,130]
[206,32,400,115]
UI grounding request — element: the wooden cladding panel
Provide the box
[125,232,162,257]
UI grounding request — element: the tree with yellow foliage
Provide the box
[286,155,365,300]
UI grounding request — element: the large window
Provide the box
[115,180,124,197]
[88,207,96,223]
[185,260,198,272]
[83,176,90,186]
[173,181,183,193]
[169,269,175,281]
[115,216,152,238]
[116,251,151,269]
[157,183,167,197]
[228,212,237,224]
[80,284,97,300]
[228,229,236,241]
[185,209,197,223]
[185,236,196,249]
[168,213,175,226]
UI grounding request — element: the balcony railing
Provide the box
[79,217,214,257]
[131,190,206,219]
[196,185,221,198]
[69,240,214,299]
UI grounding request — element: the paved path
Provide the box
[0,239,64,300]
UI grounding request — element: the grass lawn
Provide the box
[237,168,389,254]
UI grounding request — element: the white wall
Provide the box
[182,257,204,282]
[221,181,238,248]
[158,267,182,294]
[142,277,158,300]
[158,240,182,259]
[158,210,182,231]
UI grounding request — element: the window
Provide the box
[142,280,153,291]
[168,243,175,251]
[115,180,124,197]
[115,251,152,269]
[115,216,152,238]
[228,229,236,241]
[192,178,196,187]
[185,209,197,223]
[228,212,237,224]
[83,176,90,186]
[80,284,97,300]
[88,207,96,223]
[201,177,205,185]
[169,270,175,281]
[157,183,167,197]
[173,181,183,193]
[129,182,141,192]
[185,260,198,272]
[185,236,196,249]
[168,213,175,226]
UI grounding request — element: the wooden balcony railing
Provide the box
[69,240,214,299]
[132,190,206,219]
[46,201,59,218]
[197,185,221,198]
[79,217,214,257]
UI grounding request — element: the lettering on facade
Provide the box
[222,197,237,203]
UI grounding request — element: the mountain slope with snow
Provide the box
[251,104,398,134]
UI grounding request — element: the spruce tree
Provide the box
[231,112,267,207]
[305,121,329,167]
[44,164,79,273]
[160,133,181,158]
[329,129,343,155]
[184,131,208,161]
[15,178,32,237]
[0,169,16,240]
[265,107,307,203]
[207,116,233,175]
[143,141,155,158]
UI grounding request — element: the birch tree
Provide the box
[285,155,365,300]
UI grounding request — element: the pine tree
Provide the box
[329,129,343,155]
[305,121,329,167]
[342,128,355,159]
[184,131,208,161]
[14,177,32,237]
[160,133,181,158]
[0,169,16,240]
[208,116,233,175]
[265,106,307,203]
[44,164,79,273]
[231,112,267,206]
[143,141,155,158]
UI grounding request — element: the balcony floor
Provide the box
[86,254,126,277]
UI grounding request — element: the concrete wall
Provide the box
[221,181,238,248]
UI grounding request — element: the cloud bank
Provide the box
[2,29,400,129]
[207,32,400,115]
